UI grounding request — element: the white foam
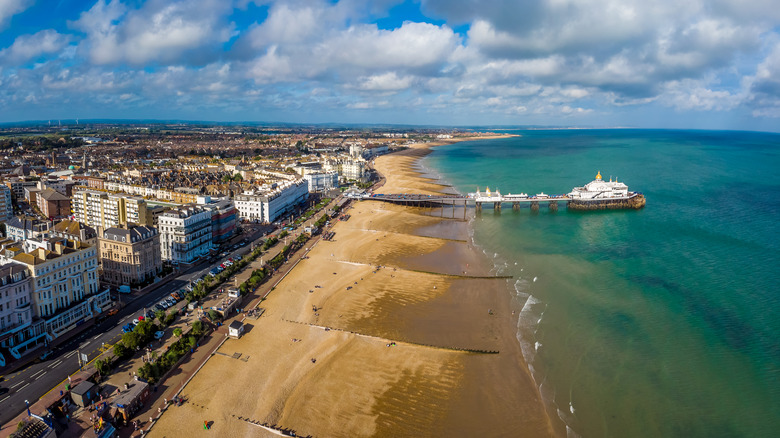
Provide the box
[569,401,575,414]
[535,341,542,351]
[533,276,538,282]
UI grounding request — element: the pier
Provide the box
[363,189,645,211]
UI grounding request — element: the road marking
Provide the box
[64,351,76,358]
[0,396,9,403]
[92,334,101,340]
[35,371,46,380]
[18,383,29,391]
[11,380,25,389]
[30,370,45,379]
[48,360,62,369]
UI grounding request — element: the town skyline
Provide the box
[1,0,780,132]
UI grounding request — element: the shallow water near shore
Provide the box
[423,129,780,437]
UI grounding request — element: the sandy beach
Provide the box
[150,136,559,438]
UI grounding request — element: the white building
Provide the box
[568,171,630,200]
[0,185,12,222]
[235,179,308,223]
[340,159,367,181]
[5,216,50,242]
[2,238,110,340]
[304,171,339,192]
[158,205,213,264]
[0,262,43,367]
[72,189,150,231]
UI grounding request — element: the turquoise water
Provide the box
[423,130,780,437]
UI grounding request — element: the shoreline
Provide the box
[150,133,559,437]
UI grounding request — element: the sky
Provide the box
[1,0,780,131]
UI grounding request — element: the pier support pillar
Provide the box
[512,202,520,210]
[494,202,501,210]
[549,200,558,212]
[476,202,482,211]
[530,201,539,213]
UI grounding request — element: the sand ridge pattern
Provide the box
[150,138,558,438]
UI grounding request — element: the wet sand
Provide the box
[151,137,558,438]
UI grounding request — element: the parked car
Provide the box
[106,308,119,317]
[155,304,165,312]
[122,324,134,333]
[154,331,165,340]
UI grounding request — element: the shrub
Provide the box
[173,328,182,337]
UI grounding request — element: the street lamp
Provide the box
[25,399,30,416]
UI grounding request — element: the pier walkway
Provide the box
[364,191,569,211]
[363,190,643,211]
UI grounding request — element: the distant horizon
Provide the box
[2,119,780,135]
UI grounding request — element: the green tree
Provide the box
[207,309,221,321]
[113,343,130,359]
[95,358,112,376]
[134,320,153,341]
[191,320,204,336]
[121,331,142,351]
[157,310,166,326]
[173,328,183,337]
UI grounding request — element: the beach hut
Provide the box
[70,381,97,407]
[229,320,244,338]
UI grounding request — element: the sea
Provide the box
[422,129,780,438]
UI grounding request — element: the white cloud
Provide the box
[0,0,31,29]
[0,30,71,65]
[357,72,413,91]
[73,0,234,65]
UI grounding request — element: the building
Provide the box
[0,185,12,222]
[37,188,71,219]
[0,262,44,367]
[228,320,244,338]
[5,216,50,242]
[3,237,110,340]
[98,225,162,286]
[235,180,308,224]
[201,200,238,244]
[158,206,213,264]
[86,176,106,190]
[304,171,339,192]
[4,178,38,200]
[50,220,97,246]
[72,189,152,231]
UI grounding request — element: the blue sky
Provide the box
[1,0,780,131]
